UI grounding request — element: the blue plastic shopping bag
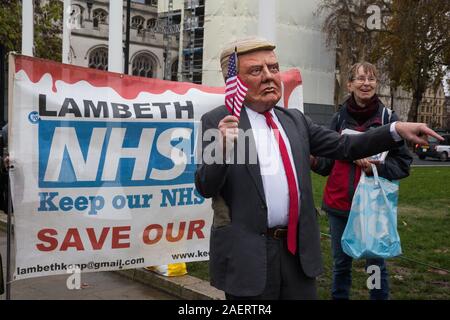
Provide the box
[341,165,402,259]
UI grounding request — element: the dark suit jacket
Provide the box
[195,105,400,296]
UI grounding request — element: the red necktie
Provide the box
[263,111,299,255]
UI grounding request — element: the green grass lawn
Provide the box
[188,167,450,299]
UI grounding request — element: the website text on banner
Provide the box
[8,54,303,280]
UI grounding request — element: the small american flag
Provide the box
[225,51,248,118]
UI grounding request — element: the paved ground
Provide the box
[0,231,178,300]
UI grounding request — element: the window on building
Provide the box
[88,47,108,71]
[93,9,108,28]
[132,53,156,78]
[70,4,83,28]
[132,16,145,33]
[147,18,157,29]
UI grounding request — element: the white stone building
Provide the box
[68,0,179,80]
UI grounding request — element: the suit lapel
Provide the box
[274,107,303,192]
[239,108,267,205]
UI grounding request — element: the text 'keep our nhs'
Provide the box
[37,94,204,216]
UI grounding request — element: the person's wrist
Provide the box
[390,121,403,142]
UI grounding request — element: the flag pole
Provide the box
[5,54,14,301]
[232,47,237,116]
[5,167,12,300]
[62,0,71,64]
[108,1,124,73]
[21,0,34,56]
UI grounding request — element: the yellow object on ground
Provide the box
[146,263,187,277]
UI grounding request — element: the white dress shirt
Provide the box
[390,122,402,141]
[246,107,300,228]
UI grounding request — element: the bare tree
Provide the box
[316,0,390,108]
[373,0,450,122]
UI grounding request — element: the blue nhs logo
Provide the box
[39,120,197,188]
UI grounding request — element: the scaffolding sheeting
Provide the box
[202,0,335,107]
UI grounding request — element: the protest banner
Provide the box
[8,54,303,280]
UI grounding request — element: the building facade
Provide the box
[377,85,413,122]
[180,0,204,84]
[445,96,450,131]
[69,0,179,80]
[443,72,450,131]
[416,85,446,130]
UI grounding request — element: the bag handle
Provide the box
[371,163,379,185]
[359,164,379,185]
